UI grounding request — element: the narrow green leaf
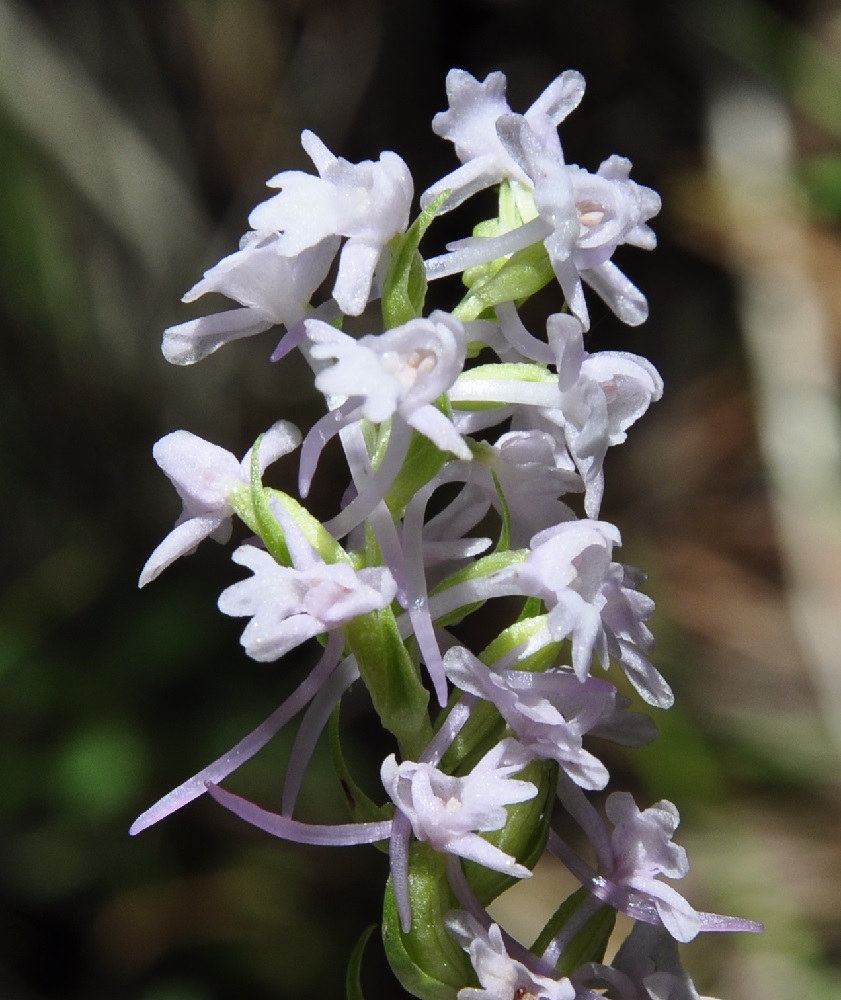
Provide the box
[346,924,376,1000]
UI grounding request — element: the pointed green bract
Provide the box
[346,925,376,1000]
[267,488,350,564]
[531,887,616,976]
[454,241,555,321]
[235,438,352,566]
[431,548,527,597]
[248,438,291,563]
[383,192,449,329]
[479,615,557,671]
[461,759,556,905]
[382,845,471,1000]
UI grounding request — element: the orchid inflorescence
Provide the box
[133,67,761,999]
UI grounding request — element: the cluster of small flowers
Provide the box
[133,69,761,999]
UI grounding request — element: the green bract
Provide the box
[455,241,555,322]
[382,846,471,1000]
[532,887,616,977]
[461,758,556,904]
[382,193,449,329]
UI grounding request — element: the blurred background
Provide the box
[2,0,841,997]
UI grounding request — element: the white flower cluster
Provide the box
[134,67,760,1000]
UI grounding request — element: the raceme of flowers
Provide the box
[133,67,762,999]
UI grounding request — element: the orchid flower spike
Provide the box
[137,62,762,998]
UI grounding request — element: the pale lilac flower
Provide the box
[416,431,580,555]
[567,154,660,327]
[381,738,537,877]
[420,517,668,707]
[162,235,337,365]
[422,68,660,331]
[548,780,762,946]
[550,790,700,944]
[514,312,662,517]
[567,157,660,268]
[516,519,622,669]
[495,117,660,329]
[577,922,720,1000]
[299,310,471,504]
[138,421,301,587]
[478,430,582,546]
[512,520,670,707]
[421,68,585,212]
[248,130,413,315]
[604,792,700,942]
[218,506,396,662]
[429,121,658,331]
[448,313,662,517]
[310,310,468,432]
[445,647,656,790]
[446,912,575,1000]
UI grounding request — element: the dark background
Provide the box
[2,1,841,997]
